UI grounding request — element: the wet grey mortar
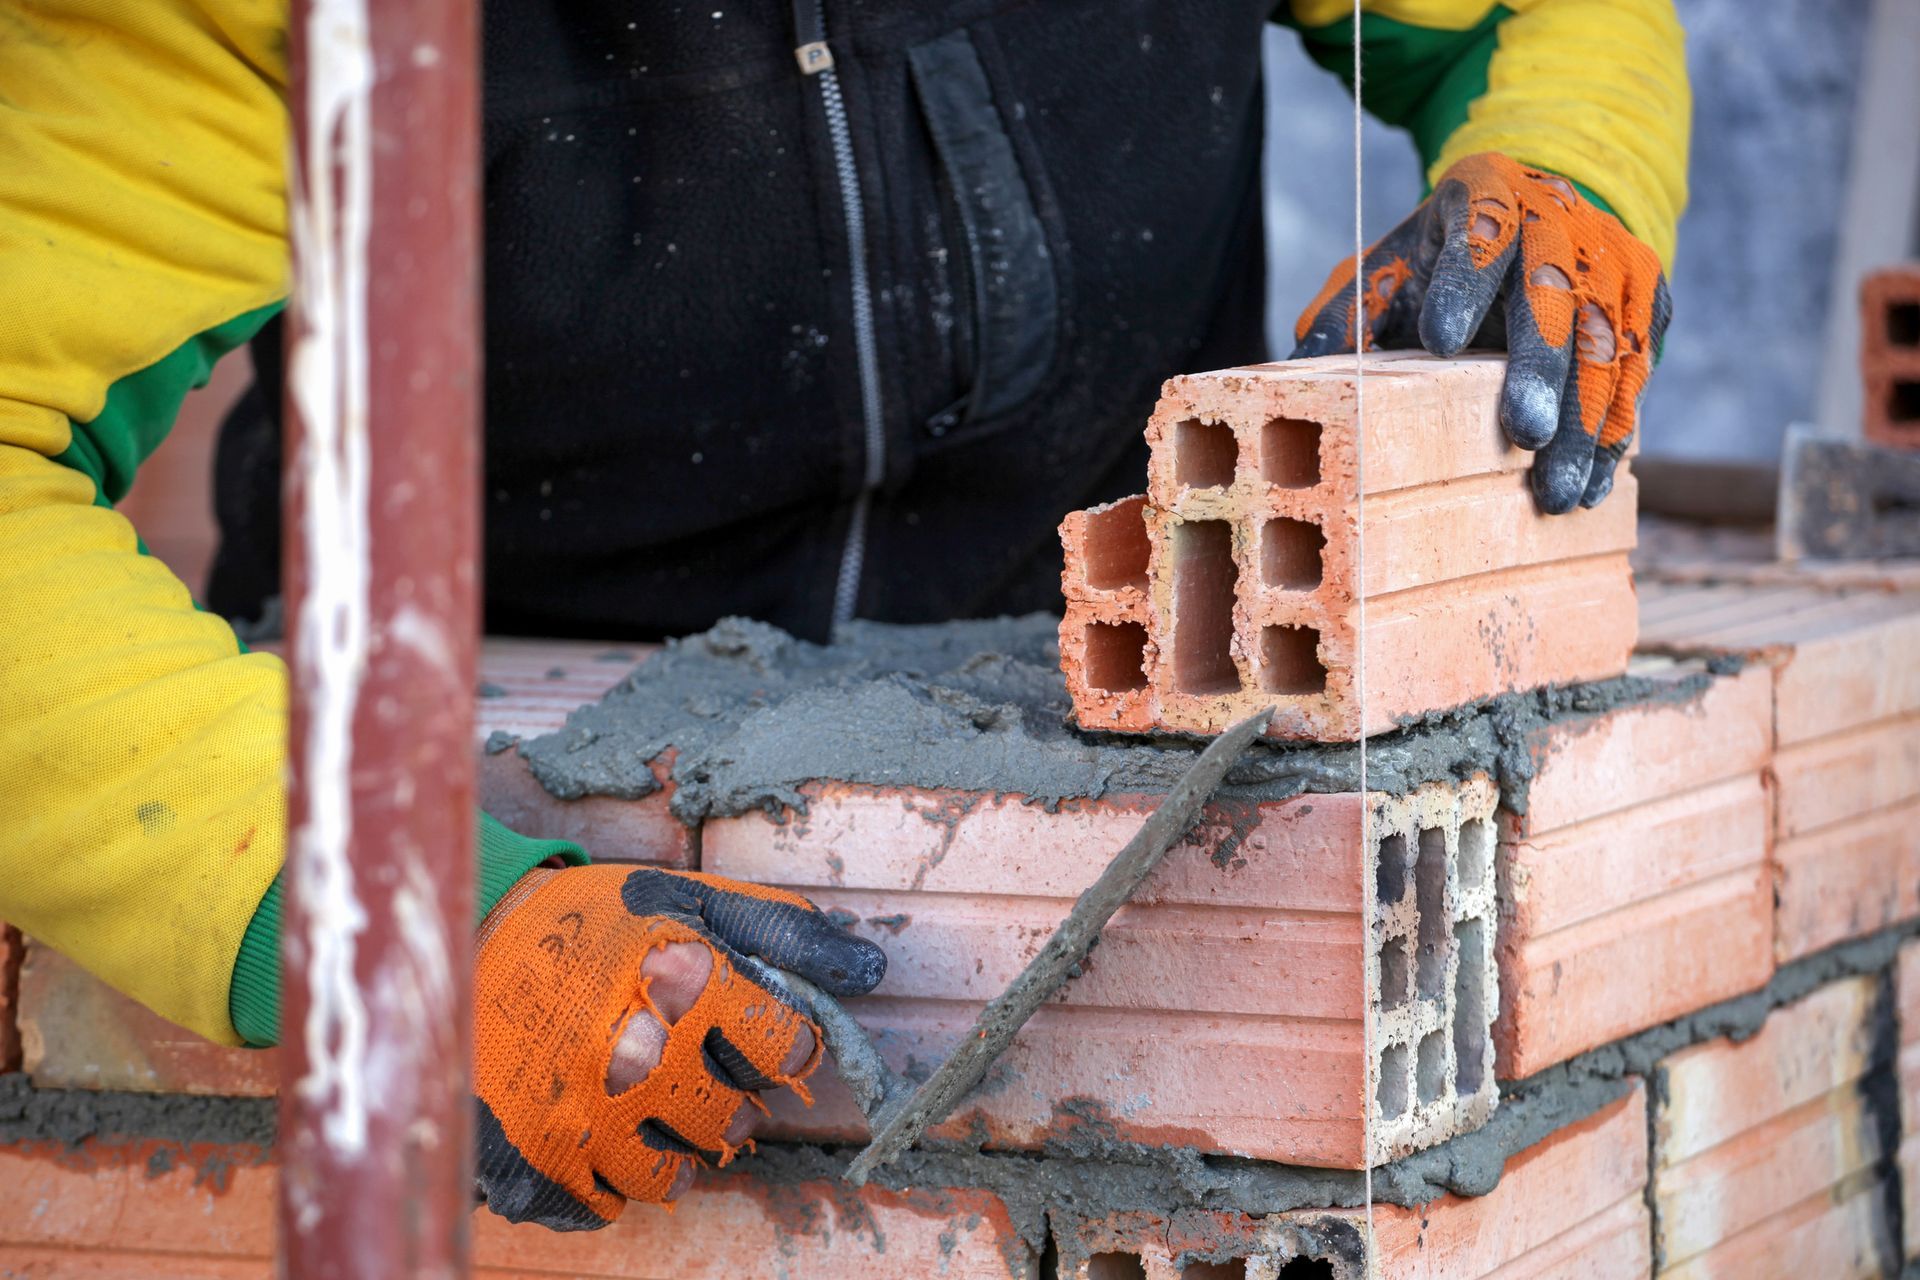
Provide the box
[516,614,1719,822]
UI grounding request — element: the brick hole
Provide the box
[1379,933,1412,1007]
[1377,1042,1410,1119]
[1084,622,1149,693]
[1172,521,1241,695]
[1089,1254,1148,1280]
[1454,917,1488,1095]
[1891,380,1920,423]
[1258,625,1325,696]
[1277,1261,1336,1280]
[1890,301,1920,348]
[1176,419,1239,489]
[1262,417,1321,488]
[1261,518,1325,589]
[1414,827,1449,1000]
[1084,497,1151,591]
[1182,1262,1245,1279]
[1415,1029,1447,1105]
[1376,832,1408,906]
[1457,818,1491,893]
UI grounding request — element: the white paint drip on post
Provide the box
[286,0,375,1165]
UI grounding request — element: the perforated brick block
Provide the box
[1863,264,1920,449]
[1060,352,1638,742]
[1053,1208,1368,1280]
[1651,976,1898,1278]
[1494,661,1775,1079]
[704,775,1499,1170]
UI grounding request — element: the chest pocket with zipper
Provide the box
[907,29,1059,441]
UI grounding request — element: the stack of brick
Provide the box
[1649,976,1899,1278]
[1639,581,1920,962]
[1059,351,1638,741]
[1863,263,1920,448]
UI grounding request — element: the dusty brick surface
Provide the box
[705,776,1498,1170]
[0,1142,1035,1279]
[1494,663,1775,1078]
[1652,975,1898,1278]
[1060,352,1638,742]
[17,944,276,1098]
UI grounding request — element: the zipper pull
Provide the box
[792,0,833,74]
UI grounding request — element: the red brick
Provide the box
[1652,976,1896,1276]
[1494,664,1774,1076]
[1898,940,1920,1262]
[704,777,1500,1169]
[471,638,648,743]
[0,1141,1035,1279]
[1774,712,1920,841]
[1638,582,1920,747]
[0,924,20,1074]
[1371,1082,1650,1279]
[1060,352,1637,742]
[1862,264,1920,449]
[18,943,276,1098]
[1774,798,1920,963]
[478,746,695,868]
[1051,1207,1367,1279]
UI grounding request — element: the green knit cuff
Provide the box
[229,812,589,1047]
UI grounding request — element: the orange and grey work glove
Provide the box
[1292,151,1672,513]
[473,864,887,1230]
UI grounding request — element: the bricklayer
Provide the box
[1494,663,1775,1078]
[704,776,1499,1169]
[1652,976,1898,1277]
[1060,352,1638,741]
[0,1141,1034,1279]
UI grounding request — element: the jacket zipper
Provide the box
[795,1,885,628]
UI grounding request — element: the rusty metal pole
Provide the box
[280,0,481,1274]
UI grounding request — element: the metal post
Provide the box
[280,0,481,1274]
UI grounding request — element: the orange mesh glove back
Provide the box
[473,865,886,1230]
[1293,152,1672,513]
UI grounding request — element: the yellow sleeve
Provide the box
[1280,0,1691,269]
[0,0,292,1045]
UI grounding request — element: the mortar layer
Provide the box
[518,614,1711,823]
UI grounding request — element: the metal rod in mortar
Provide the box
[280,0,483,1273]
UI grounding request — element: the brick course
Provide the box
[1061,352,1638,741]
[704,776,1498,1169]
[1862,263,1920,449]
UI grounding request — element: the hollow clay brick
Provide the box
[1059,352,1638,742]
[0,1141,1033,1279]
[17,942,276,1097]
[1052,1208,1369,1280]
[703,775,1499,1169]
[1863,264,1920,449]
[1652,976,1898,1278]
[1494,663,1774,1077]
[478,745,695,868]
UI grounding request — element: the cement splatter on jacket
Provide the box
[0,0,1688,1047]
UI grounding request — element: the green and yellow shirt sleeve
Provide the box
[1277,0,1691,269]
[0,0,583,1050]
